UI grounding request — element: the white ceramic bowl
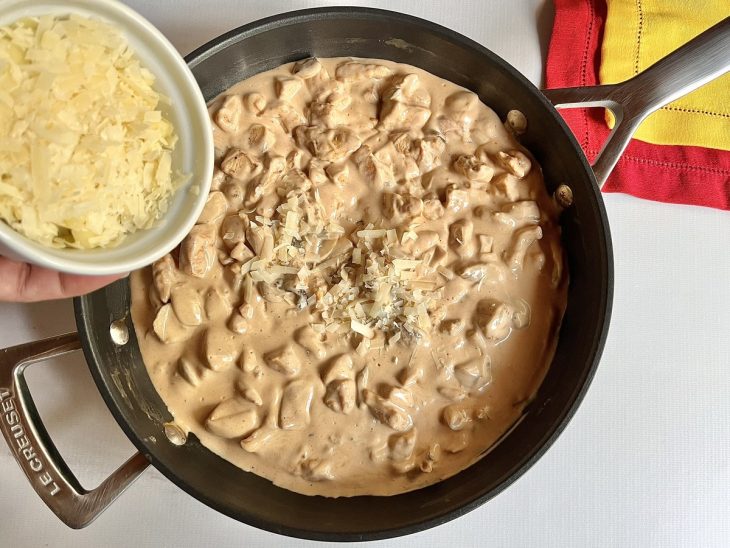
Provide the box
[0,0,213,275]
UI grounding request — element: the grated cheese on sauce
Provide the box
[237,177,441,344]
[0,15,186,249]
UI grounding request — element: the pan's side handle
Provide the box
[0,333,148,529]
[543,16,730,188]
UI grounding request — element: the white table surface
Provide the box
[2,1,729,546]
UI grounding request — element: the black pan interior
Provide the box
[75,7,612,542]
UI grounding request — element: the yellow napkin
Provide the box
[600,0,729,150]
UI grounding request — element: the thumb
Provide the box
[0,256,126,302]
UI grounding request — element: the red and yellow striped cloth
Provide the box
[546,0,730,209]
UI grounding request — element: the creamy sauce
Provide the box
[130,57,567,497]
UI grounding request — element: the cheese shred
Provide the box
[0,15,185,248]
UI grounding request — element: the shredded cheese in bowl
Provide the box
[0,14,187,249]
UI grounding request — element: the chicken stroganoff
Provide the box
[130,57,568,496]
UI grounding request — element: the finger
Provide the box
[0,257,126,302]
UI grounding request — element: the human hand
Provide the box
[0,256,125,302]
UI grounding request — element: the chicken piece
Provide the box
[309,89,359,129]
[458,262,506,284]
[292,57,322,79]
[440,319,465,336]
[444,184,469,212]
[490,173,524,202]
[335,61,392,82]
[205,399,259,438]
[414,135,445,172]
[220,215,248,250]
[204,287,233,321]
[324,379,356,414]
[449,219,473,248]
[380,101,431,132]
[221,148,259,180]
[325,162,350,187]
[204,329,238,371]
[307,158,329,186]
[170,285,203,327]
[245,223,274,258]
[177,357,206,387]
[363,389,413,432]
[387,74,431,107]
[228,311,249,334]
[384,385,414,408]
[264,345,301,376]
[295,126,362,162]
[197,191,228,225]
[388,429,417,461]
[294,326,327,359]
[454,356,491,389]
[239,347,258,373]
[390,131,413,155]
[242,124,276,156]
[230,242,254,263]
[443,90,479,134]
[441,404,472,431]
[264,101,307,132]
[507,225,543,272]
[179,224,217,278]
[152,254,176,303]
[497,150,532,178]
[398,364,423,387]
[244,157,287,209]
[240,427,275,453]
[275,76,302,101]
[221,181,244,212]
[279,380,314,430]
[493,201,541,228]
[422,193,445,220]
[382,192,423,221]
[286,149,305,170]
[214,94,242,134]
[152,304,190,344]
[477,301,514,341]
[453,154,494,183]
[322,354,354,384]
[210,168,227,191]
[351,144,396,189]
[243,92,266,115]
[408,230,440,257]
[239,383,263,406]
[379,74,432,131]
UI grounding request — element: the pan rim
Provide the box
[76,6,613,542]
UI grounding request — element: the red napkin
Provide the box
[546,0,730,210]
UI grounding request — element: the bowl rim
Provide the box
[0,0,213,275]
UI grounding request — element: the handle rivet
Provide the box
[109,320,129,346]
[554,184,574,208]
[164,422,187,446]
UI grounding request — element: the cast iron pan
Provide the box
[78,8,613,540]
[4,7,725,542]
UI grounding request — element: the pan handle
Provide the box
[0,333,149,529]
[543,16,730,188]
